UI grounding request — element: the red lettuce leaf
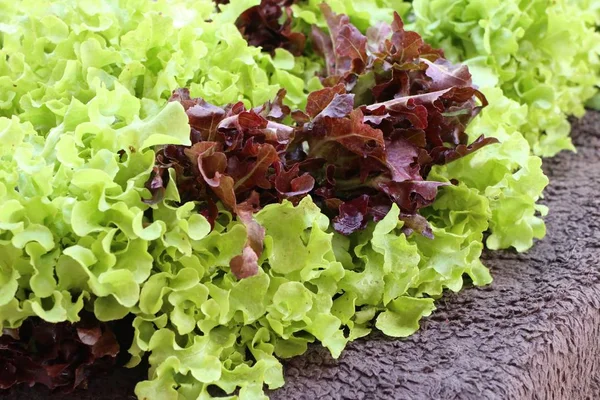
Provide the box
[151,90,295,222]
[230,246,260,279]
[232,0,305,56]
[0,314,127,393]
[332,195,370,235]
[273,162,315,200]
[304,84,349,119]
[311,3,368,89]
[229,193,266,280]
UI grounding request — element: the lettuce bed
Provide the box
[0,1,597,399]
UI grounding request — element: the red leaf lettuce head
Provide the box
[147,7,499,263]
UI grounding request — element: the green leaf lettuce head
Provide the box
[130,196,491,399]
[0,0,313,121]
[0,86,194,328]
[409,0,600,157]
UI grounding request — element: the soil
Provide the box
[4,112,600,400]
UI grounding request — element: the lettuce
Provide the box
[0,85,193,329]
[0,313,124,392]
[129,196,491,399]
[410,0,600,157]
[0,0,316,330]
[0,0,312,120]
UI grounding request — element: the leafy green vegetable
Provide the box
[0,85,194,329]
[0,313,125,392]
[129,196,492,399]
[0,0,318,329]
[409,0,600,157]
[0,0,313,119]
